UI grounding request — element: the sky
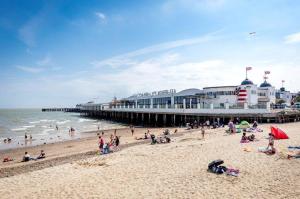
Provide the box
[0,0,300,108]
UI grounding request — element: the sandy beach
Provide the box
[0,123,299,199]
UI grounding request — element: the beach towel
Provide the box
[271,126,289,139]
[243,147,251,152]
[258,147,269,153]
[226,168,239,177]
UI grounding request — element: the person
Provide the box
[252,121,258,128]
[98,136,104,153]
[201,126,205,139]
[266,133,276,154]
[25,133,28,140]
[131,126,134,136]
[101,131,105,136]
[174,129,178,134]
[110,134,114,145]
[206,120,210,129]
[228,120,235,134]
[22,152,32,162]
[115,136,120,150]
[56,125,59,131]
[248,134,255,141]
[150,134,157,144]
[36,150,46,160]
[241,133,248,143]
[144,132,148,139]
[30,134,32,140]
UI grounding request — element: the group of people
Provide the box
[98,129,120,154]
[150,129,171,144]
[22,150,46,162]
[187,119,224,130]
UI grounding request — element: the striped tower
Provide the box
[237,88,247,102]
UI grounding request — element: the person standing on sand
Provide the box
[130,126,134,136]
[25,133,28,140]
[206,120,210,129]
[201,125,205,139]
[98,136,104,153]
[56,125,59,131]
[266,133,275,154]
[115,135,120,151]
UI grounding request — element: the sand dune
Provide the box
[0,123,299,199]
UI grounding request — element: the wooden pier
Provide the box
[41,108,81,112]
[80,108,300,127]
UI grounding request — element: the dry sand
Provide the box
[0,123,299,199]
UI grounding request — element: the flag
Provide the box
[282,80,285,83]
[246,67,252,71]
[264,71,270,74]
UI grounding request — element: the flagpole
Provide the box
[246,67,247,79]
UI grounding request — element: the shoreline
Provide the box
[0,127,186,178]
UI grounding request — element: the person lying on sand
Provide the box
[135,133,149,140]
[3,157,13,162]
[287,151,300,159]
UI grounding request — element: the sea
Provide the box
[0,109,126,150]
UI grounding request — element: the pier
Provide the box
[79,104,300,127]
[41,108,81,112]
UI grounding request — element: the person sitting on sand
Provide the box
[248,134,255,141]
[36,150,46,160]
[150,134,157,144]
[110,134,114,146]
[241,132,248,143]
[22,152,33,162]
[252,121,258,128]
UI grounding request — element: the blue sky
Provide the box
[0,0,300,108]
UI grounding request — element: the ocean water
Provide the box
[0,109,126,150]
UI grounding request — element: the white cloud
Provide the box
[95,12,107,23]
[16,66,44,73]
[91,33,218,68]
[162,0,226,14]
[37,55,52,66]
[284,32,300,44]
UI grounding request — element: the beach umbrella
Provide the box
[270,126,289,139]
[239,121,250,129]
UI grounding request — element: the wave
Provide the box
[29,121,41,124]
[78,118,96,123]
[23,125,35,128]
[42,129,55,134]
[39,119,56,123]
[11,127,27,131]
[56,120,70,125]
